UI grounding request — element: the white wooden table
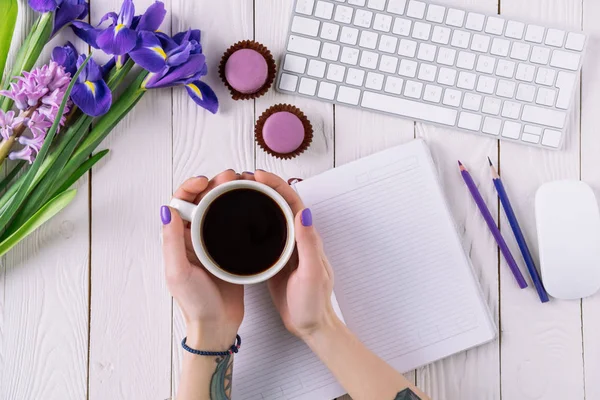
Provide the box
[1,0,599,399]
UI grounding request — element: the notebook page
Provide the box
[232,284,346,400]
[295,140,496,372]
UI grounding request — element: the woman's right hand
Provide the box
[253,170,338,339]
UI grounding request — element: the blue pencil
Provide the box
[488,158,549,303]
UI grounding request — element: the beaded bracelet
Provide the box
[181,334,242,356]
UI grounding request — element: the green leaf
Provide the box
[0,55,89,235]
[54,149,109,196]
[0,0,18,82]
[0,189,77,257]
[0,160,25,193]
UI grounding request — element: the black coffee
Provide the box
[201,189,288,276]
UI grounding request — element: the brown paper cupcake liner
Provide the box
[255,104,313,160]
[219,40,277,101]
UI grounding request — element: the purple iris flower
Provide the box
[51,41,78,76]
[129,30,218,114]
[28,0,89,36]
[69,55,112,117]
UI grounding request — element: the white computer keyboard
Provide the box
[276,0,587,149]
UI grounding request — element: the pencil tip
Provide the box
[457,160,463,166]
[488,157,493,166]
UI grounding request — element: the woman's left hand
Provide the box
[161,170,244,350]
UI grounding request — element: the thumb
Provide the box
[294,208,323,274]
[161,206,189,282]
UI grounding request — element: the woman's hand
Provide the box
[253,170,338,339]
[161,170,244,350]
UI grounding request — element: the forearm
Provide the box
[304,316,429,400]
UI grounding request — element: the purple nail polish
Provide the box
[243,171,254,175]
[196,175,207,179]
[301,208,312,227]
[160,206,171,225]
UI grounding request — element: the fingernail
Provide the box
[160,206,171,225]
[301,208,312,227]
[288,177,303,185]
[196,175,207,179]
[243,171,254,175]
[256,169,266,172]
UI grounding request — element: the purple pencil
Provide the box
[458,161,528,289]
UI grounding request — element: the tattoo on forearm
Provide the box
[394,388,421,400]
[209,354,234,400]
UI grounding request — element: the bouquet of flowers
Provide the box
[0,0,217,256]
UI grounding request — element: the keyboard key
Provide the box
[321,22,340,40]
[516,84,536,102]
[321,42,341,60]
[482,96,501,114]
[337,86,361,105]
[530,46,550,64]
[555,71,577,110]
[535,67,556,86]
[292,16,320,36]
[296,0,315,15]
[443,88,462,107]
[457,71,476,90]
[360,51,380,69]
[373,13,393,31]
[465,13,485,31]
[367,0,386,10]
[550,50,581,71]
[490,38,510,56]
[426,4,446,23]
[471,34,490,53]
[458,112,482,131]
[318,81,337,99]
[446,8,465,27]
[502,101,522,119]
[315,1,334,19]
[393,18,412,36]
[366,72,385,90]
[522,133,540,143]
[542,129,562,147]
[502,121,522,139]
[536,87,557,106]
[412,22,432,41]
[432,26,451,45]
[348,0,365,4]
[463,93,482,111]
[418,63,437,82]
[283,54,308,73]
[565,32,585,51]
[510,42,531,60]
[334,5,354,23]
[423,84,443,102]
[361,91,458,125]
[379,55,399,73]
[417,43,437,62]
[346,68,365,85]
[404,80,423,98]
[476,55,496,74]
[384,76,404,94]
[288,35,321,57]
[496,80,516,98]
[340,26,359,45]
[482,117,502,135]
[327,64,346,82]
[437,67,457,86]
[280,73,299,91]
[545,29,565,47]
[299,77,318,95]
[525,25,544,43]
[307,59,327,77]
[485,17,505,35]
[398,59,418,77]
[505,20,525,39]
[515,63,535,81]
[406,1,426,19]
[387,0,407,15]
[359,31,379,49]
[522,125,542,143]
[398,39,417,57]
[379,35,398,53]
[456,51,476,69]
[451,30,471,49]
[354,9,373,28]
[496,59,515,78]
[437,47,457,66]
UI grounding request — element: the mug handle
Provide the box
[169,198,196,222]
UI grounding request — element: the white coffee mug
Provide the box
[169,180,295,285]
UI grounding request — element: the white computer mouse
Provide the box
[535,181,600,299]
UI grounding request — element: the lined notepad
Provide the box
[232,139,496,400]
